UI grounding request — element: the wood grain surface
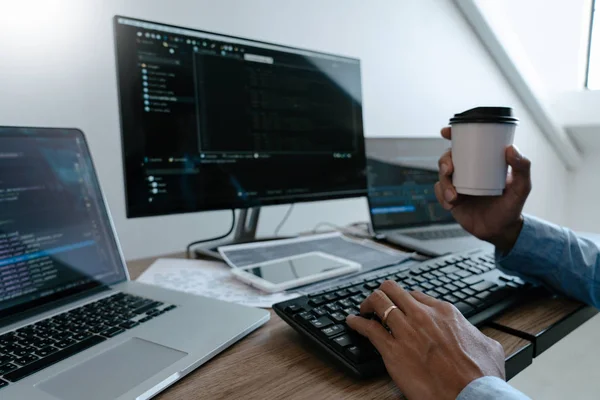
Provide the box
[126,254,530,400]
[490,296,585,335]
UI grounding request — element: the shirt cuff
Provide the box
[457,376,531,400]
[494,215,565,281]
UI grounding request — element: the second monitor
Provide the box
[114,16,367,223]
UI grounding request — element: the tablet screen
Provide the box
[244,254,350,284]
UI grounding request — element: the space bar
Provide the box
[4,335,106,382]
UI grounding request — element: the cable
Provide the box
[274,204,294,236]
[186,209,236,259]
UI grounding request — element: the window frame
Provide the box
[586,0,597,88]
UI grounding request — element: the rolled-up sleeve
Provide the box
[496,215,600,308]
[457,377,531,400]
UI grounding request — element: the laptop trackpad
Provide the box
[37,337,187,400]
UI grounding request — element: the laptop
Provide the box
[366,137,492,257]
[0,127,270,399]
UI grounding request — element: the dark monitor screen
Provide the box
[114,16,367,218]
[366,138,454,230]
[0,127,127,319]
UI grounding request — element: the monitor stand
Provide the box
[193,207,294,260]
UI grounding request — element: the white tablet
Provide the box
[231,252,361,293]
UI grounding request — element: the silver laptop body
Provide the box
[0,127,269,400]
[366,137,492,257]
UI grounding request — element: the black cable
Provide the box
[186,209,236,259]
[274,204,294,236]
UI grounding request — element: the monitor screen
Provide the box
[0,127,127,318]
[366,138,454,230]
[114,16,367,218]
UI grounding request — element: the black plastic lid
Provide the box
[449,107,519,125]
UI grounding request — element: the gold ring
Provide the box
[381,305,398,327]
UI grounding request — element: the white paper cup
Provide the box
[449,107,518,196]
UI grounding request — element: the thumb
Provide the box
[506,145,532,199]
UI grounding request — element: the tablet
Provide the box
[231,252,361,293]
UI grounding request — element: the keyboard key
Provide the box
[309,317,333,329]
[333,334,355,348]
[55,339,77,349]
[413,276,426,283]
[0,379,7,389]
[424,291,440,298]
[322,324,346,337]
[455,270,472,278]
[101,327,125,338]
[454,291,468,300]
[35,346,59,358]
[16,354,39,366]
[464,297,484,308]
[429,279,443,287]
[471,281,497,292]
[442,295,460,304]
[454,281,467,288]
[438,276,451,284]
[335,289,350,298]
[308,297,327,307]
[444,283,459,292]
[312,308,327,317]
[72,332,92,342]
[324,294,338,302]
[447,273,461,281]
[294,312,314,323]
[0,363,17,375]
[364,281,379,290]
[338,299,354,309]
[4,336,106,382]
[440,265,460,274]
[420,282,434,290]
[0,355,15,366]
[422,273,436,280]
[325,303,341,313]
[120,321,140,330]
[284,305,304,314]
[329,312,347,323]
[345,346,367,363]
[434,287,449,296]
[350,295,365,305]
[462,276,483,285]
[461,288,476,296]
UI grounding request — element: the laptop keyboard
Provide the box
[274,251,530,377]
[403,228,470,241]
[0,293,176,387]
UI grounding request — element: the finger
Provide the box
[379,280,423,316]
[346,315,394,352]
[360,289,408,335]
[434,182,453,210]
[409,290,440,307]
[438,150,454,176]
[436,152,458,205]
[441,126,452,140]
[505,145,532,200]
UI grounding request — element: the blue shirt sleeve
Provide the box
[457,377,531,400]
[496,215,600,308]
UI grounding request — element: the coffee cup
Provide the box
[449,107,518,196]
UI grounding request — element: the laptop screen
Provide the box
[366,138,455,231]
[0,127,127,319]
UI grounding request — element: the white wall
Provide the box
[476,0,593,97]
[0,0,570,260]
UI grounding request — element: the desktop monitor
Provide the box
[113,16,367,223]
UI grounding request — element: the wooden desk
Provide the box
[127,254,531,399]
[490,294,598,356]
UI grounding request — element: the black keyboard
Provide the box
[403,228,470,241]
[274,249,531,378]
[0,293,176,387]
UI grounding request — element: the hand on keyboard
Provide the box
[346,280,505,400]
